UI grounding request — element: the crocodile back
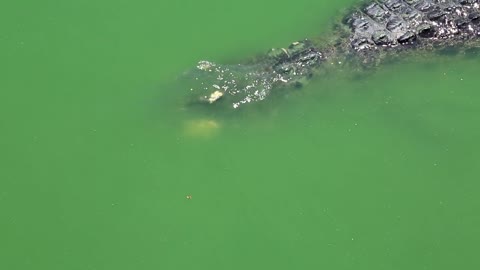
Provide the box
[347,0,480,51]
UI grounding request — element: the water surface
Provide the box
[2,0,480,269]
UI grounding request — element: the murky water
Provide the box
[2,0,480,269]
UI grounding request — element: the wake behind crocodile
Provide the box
[184,0,480,109]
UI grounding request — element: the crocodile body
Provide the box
[187,0,480,109]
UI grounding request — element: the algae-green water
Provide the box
[2,0,480,269]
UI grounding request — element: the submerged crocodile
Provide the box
[186,0,480,109]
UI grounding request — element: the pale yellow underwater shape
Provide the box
[183,119,220,138]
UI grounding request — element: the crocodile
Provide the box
[185,0,480,109]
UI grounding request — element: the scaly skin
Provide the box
[186,0,480,109]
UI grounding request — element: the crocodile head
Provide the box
[184,40,324,109]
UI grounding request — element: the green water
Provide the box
[2,0,480,269]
